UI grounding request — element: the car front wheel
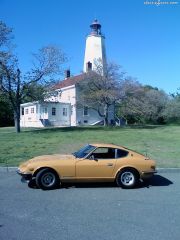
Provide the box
[36,168,60,190]
[116,169,138,189]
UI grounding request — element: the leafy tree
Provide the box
[118,80,168,124]
[144,88,168,123]
[117,79,146,123]
[163,91,180,123]
[0,21,67,132]
[0,92,14,126]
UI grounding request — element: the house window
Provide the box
[83,106,88,116]
[63,108,67,116]
[52,107,56,116]
[25,108,28,114]
[21,108,24,115]
[31,108,34,114]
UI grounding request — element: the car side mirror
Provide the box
[89,155,98,161]
[89,155,94,160]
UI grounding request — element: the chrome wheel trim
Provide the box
[41,172,56,187]
[120,171,135,186]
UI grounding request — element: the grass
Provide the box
[0,125,180,168]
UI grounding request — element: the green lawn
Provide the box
[0,125,180,167]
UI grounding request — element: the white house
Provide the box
[20,101,71,127]
[20,19,115,128]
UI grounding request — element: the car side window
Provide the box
[116,149,129,158]
[91,148,115,159]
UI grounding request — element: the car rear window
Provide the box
[116,149,129,158]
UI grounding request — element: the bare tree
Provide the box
[78,61,125,126]
[0,21,67,132]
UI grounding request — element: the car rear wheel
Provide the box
[36,168,60,190]
[116,169,138,189]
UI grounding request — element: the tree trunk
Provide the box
[14,107,21,133]
[104,104,109,126]
[104,117,109,126]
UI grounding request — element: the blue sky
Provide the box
[0,0,180,93]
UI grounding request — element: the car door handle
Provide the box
[107,163,113,167]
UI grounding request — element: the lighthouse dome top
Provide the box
[90,19,101,27]
[90,19,102,36]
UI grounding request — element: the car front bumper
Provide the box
[16,169,32,182]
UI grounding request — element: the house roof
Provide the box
[54,73,87,89]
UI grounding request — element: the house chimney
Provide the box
[65,69,70,79]
[86,61,92,72]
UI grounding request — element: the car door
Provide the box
[75,147,116,180]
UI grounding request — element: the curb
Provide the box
[0,167,180,173]
[157,168,180,173]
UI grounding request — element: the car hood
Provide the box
[28,154,75,163]
[19,154,76,169]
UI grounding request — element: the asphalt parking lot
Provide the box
[0,171,180,240]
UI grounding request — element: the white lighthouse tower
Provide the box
[83,19,107,73]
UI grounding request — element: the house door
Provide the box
[61,105,71,126]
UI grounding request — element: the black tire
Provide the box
[35,168,60,190]
[116,169,138,189]
[28,179,37,189]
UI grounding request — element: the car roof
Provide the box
[90,143,127,150]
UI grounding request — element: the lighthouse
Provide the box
[83,19,107,73]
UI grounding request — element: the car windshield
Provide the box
[73,144,95,158]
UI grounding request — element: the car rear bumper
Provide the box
[141,170,157,179]
[16,169,32,182]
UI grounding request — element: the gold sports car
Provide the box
[17,143,157,190]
